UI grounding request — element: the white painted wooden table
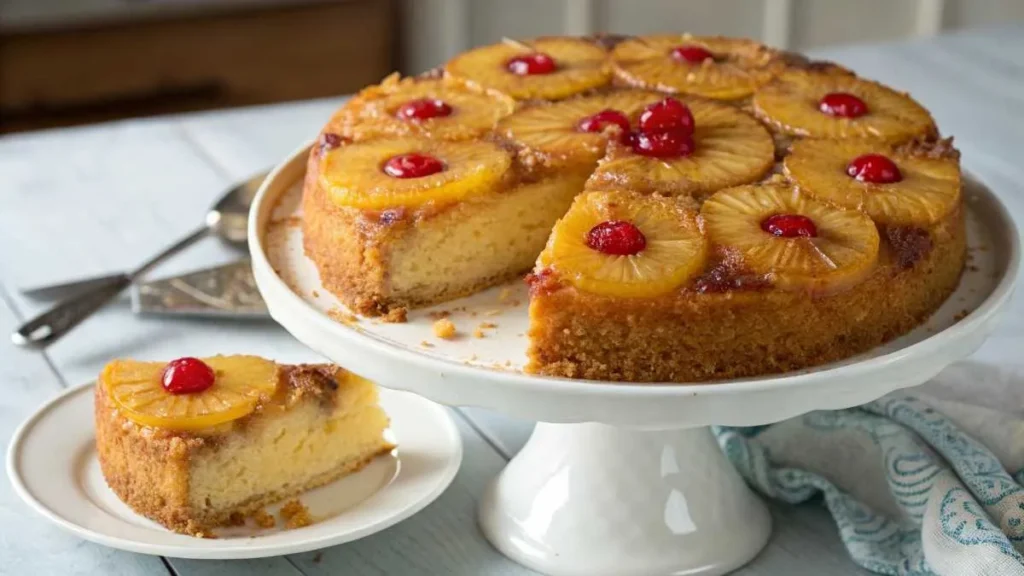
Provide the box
[2,25,1023,576]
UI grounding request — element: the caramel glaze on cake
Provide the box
[95,363,393,537]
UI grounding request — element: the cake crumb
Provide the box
[281,499,314,529]
[328,308,359,325]
[480,322,497,329]
[484,309,502,317]
[420,340,435,348]
[953,309,970,322]
[968,265,980,272]
[250,508,276,529]
[226,512,246,527]
[473,328,486,338]
[428,310,451,320]
[510,299,522,307]
[313,552,324,564]
[383,308,408,323]
[433,318,457,339]
[497,287,513,303]
[312,290,320,298]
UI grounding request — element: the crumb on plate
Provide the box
[251,508,276,529]
[281,499,314,529]
[433,318,457,339]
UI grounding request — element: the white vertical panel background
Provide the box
[399,0,1024,74]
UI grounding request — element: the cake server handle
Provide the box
[11,274,133,349]
[11,226,210,349]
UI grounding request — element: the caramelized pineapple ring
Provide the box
[701,183,880,294]
[588,98,774,198]
[103,356,279,431]
[753,71,936,141]
[329,73,516,141]
[497,89,663,170]
[785,139,961,227]
[320,136,512,210]
[611,35,784,100]
[538,190,707,297]
[446,37,610,101]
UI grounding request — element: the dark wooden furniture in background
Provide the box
[0,0,396,133]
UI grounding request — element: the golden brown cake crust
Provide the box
[526,208,966,382]
[95,363,393,537]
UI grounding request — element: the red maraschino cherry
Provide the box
[819,92,869,118]
[631,129,695,158]
[396,98,453,121]
[671,45,714,64]
[161,357,215,395]
[383,153,445,179]
[506,53,557,75]
[761,214,818,238]
[586,220,647,255]
[846,153,902,183]
[577,109,631,135]
[638,97,695,135]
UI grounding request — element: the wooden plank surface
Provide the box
[1,24,1022,576]
[0,292,170,576]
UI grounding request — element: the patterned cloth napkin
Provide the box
[714,363,1024,576]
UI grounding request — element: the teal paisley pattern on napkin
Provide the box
[714,393,1024,576]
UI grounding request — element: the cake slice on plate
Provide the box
[95,355,393,537]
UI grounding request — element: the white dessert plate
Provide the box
[6,382,462,559]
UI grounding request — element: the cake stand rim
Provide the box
[250,140,1020,405]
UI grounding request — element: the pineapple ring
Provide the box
[753,71,936,142]
[497,89,664,169]
[701,183,880,294]
[539,190,707,298]
[320,136,512,210]
[785,139,961,227]
[446,37,610,101]
[102,356,279,431]
[611,35,784,100]
[588,97,774,198]
[329,73,516,141]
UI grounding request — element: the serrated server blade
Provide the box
[130,260,269,319]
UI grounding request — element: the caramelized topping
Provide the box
[887,226,933,269]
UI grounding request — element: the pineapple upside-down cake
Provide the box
[301,34,965,382]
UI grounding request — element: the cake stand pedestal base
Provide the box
[479,423,771,576]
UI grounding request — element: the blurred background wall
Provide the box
[2,0,1022,133]
[401,0,1024,73]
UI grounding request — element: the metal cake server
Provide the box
[11,171,267,349]
[130,260,268,319]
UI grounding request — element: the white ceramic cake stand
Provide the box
[249,143,1019,576]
